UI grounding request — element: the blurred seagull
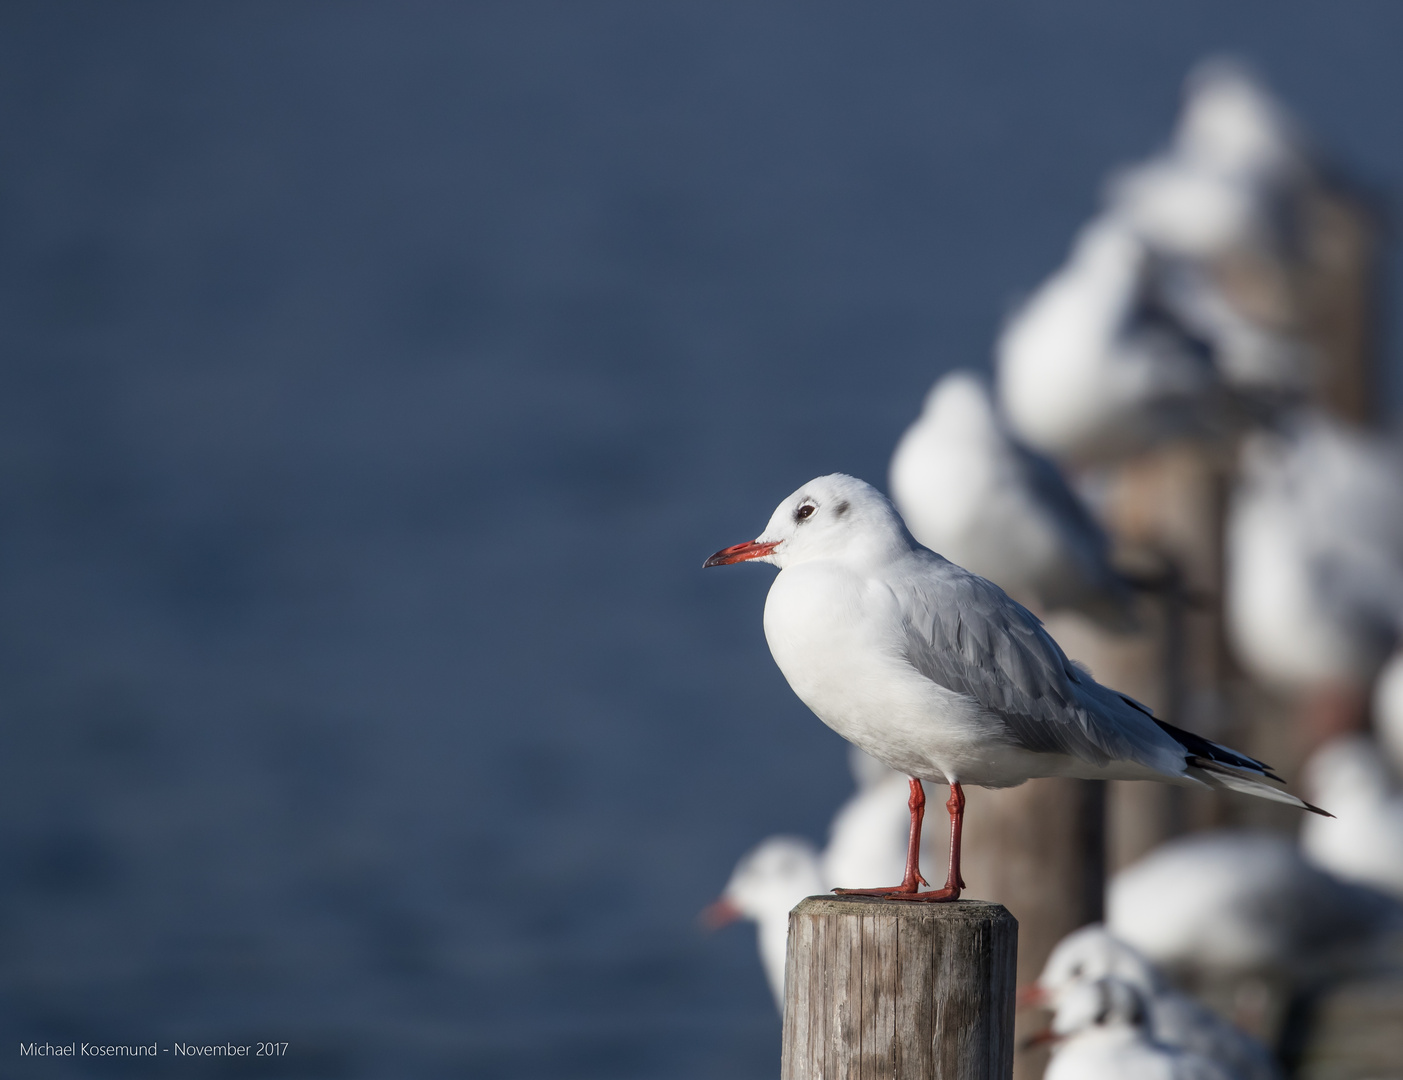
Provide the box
[996,215,1220,463]
[705,474,1324,902]
[1108,59,1316,397]
[1025,924,1280,1080]
[1373,650,1403,777]
[822,751,930,888]
[1035,978,1235,1080]
[1108,830,1397,981]
[1300,735,1403,900]
[889,370,1137,628]
[1110,59,1308,264]
[705,750,931,1009]
[1226,413,1403,695]
[703,835,822,1006]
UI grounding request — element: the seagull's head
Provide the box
[703,474,913,571]
[1021,924,1162,1010]
[1051,977,1151,1039]
[702,835,823,929]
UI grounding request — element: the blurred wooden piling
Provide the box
[781,897,1017,1080]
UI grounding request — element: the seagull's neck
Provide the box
[817,535,916,576]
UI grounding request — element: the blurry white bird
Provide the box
[706,750,930,1009]
[705,835,822,1006]
[1038,977,1235,1080]
[1108,59,1317,398]
[1226,413,1403,693]
[1374,650,1403,777]
[1300,735,1403,900]
[1108,830,1397,981]
[889,370,1136,628]
[1110,59,1308,264]
[996,215,1220,463]
[822,752,929,888]
[706,474,1322,902]
[1026,924,1280,1080]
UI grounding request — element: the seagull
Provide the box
[705,750,934,1008]
[1226,413,1403,695]
[1109,59,1308,265]
[1035,977,1235,1080]
[703,835,823,1006]
[889,370,1137,628]
[1024,924,1280,1080]
[1300,735,1403,900]
[704,474,1324,901]
[1108,830,1398,981]
[995,215,1220,463]
[1373,649,1403,777]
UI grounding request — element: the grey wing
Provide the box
[895,554,1179,770]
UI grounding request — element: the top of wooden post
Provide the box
[792,895,1016,924]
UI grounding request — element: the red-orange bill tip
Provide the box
[699,897,743,929]
[1016,984,1049,1009]
[702,540,780,568]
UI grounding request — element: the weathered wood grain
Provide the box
[781,896,1017,1080]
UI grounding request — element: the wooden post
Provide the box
[781,896,1018,1080]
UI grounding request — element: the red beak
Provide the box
[703,540,780,568]
[699,896,743,929]
[1017,984,1049,1009]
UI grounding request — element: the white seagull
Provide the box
[995,215,1220,463]
[1108,830,1397,980]
[1109,59,1308,265]
[705,474,1324,900]
[1036,977,1235,1080]
[889,370,1136,628]
[704,835,823,1006]
[1024,924,1280,1080]
[1373,650,1403,776]
[705,750,933,1008]
[1226,413,1403,693]
[1300,735,1403,900]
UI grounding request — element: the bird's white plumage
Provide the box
[1300,736,1403,900]
[996,216,1216,462]
[1110,60,1305,264]
[739,474,1306,810]
[1036,925,1279,1080]
[1226,414,1403,690]
[889,371,1134,627]
[821,769,920,889]
[1374,650,1403,777]
[715,836,823,1005]
[716,754,932,1009]
[1044,978,1235,1080]
[1108,830,1398,980]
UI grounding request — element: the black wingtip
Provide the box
[1304,800,1334,818]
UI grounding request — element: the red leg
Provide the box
[833,778,930,896]
[889,782,964,903]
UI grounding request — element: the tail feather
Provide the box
[1154,717,1278,777]
[1188,757,1333,817]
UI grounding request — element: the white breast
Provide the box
[762,559,1008,785]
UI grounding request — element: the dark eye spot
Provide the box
[795,503,816,522]
[834,500,850,517]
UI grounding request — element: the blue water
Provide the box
[0,5,1400,1077]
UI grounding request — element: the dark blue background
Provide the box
[0,4,1399,1077]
